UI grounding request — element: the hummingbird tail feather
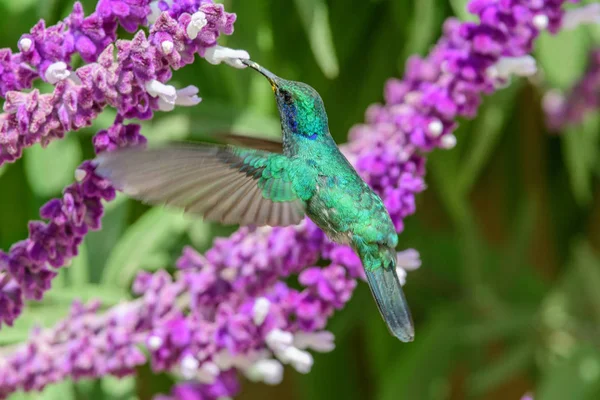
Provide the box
[361,246,415,342]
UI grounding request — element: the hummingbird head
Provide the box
[243,59,329,141]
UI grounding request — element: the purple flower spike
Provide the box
[0,0,238,322]
[376,0,575,152]
[1,1,154,96]
[1,2,234,167]
[0,120,144,321]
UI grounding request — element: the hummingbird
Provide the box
[94,59,415,342]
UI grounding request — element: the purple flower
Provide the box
[1,2,235,166]
[544,48,600,131]
[0,0,236,325]
[0,277,23,327]
[154,371,240,400]
[3,1,151,95]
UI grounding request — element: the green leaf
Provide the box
[462,310,536,344]
[572,240,600,325]
[467,342,534,395]
[449,0,477,21]
[187,218,214,252]
[535,26,590,90]
[0,0,38,13]
[401,0,440,60]
[378,307,463,400]
[0,164,6,179]
[457,85,519,195]
[43,284,128,305]
[101,376,136,399]
[8,381,75,400]
[53,266,68,289]
[292,0,340,78]
[0,304,72,344]
[68,241,90,287]
[295,293,364,400]
[429,146,468,223]
[73,379,105,400]
[144,114,191,144]
[537,345,600,400]
[24,135,82,197]
[86,197,128,282]
[562,113,600,206]
[101,207,190,288]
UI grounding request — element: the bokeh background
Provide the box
[2,0,600,399]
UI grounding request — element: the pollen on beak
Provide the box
[242,59,279,90]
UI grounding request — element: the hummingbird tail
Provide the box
[363,252,415,342]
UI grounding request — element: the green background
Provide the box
[1,0,600,399]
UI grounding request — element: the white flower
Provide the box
[396,249,421,271]
[205,45,250,69]
[219,267,237,282]
[213,350,235,370]
[245,359,284,385]
[427,119,444,137]
[161,40,174,55]
[486,56,537,80]
[562,4,600,30]
[440,134,457,149]
[147,335,163,350]
[74,168,87,182]
[145,79,177,111]
[396,267,408,286]
[532,14,549,30]
[279,347,313,374]
[265,329,294,353]
[197,362,220,384]
[542,90,566,114]
[187,11,208,40]
[145,81,201,111]
[293,331,335,352]
[396,249,421,285]
[252,297,271,325]
[176,85,202,107]
[180,354,199,379]
[45,62,71,84]
[19,37,32,52]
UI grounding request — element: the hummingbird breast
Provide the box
[299,163,397,250]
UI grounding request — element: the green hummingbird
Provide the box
[94,60,415,342]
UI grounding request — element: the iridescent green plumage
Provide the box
[94,60,414,342]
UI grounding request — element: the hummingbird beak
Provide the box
[241,59,279,90]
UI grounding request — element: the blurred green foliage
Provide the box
[1,0,600,399]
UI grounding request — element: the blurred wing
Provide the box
[217,133,283,154]
[94,144,305,226]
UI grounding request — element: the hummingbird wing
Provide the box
[94,144,305,226]
[217,133,283,154]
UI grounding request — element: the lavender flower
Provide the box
[154,373,240,400]
[0,0,236,327]
[543,48,600,131]
[0,2,235,166]
[0,0,591,398]
[3,1,150,96]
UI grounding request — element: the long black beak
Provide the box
[241,59,279,89]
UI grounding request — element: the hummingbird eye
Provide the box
[280,89,293,104]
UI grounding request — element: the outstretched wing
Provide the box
[94,144,305,226]
[218,133,283,154]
